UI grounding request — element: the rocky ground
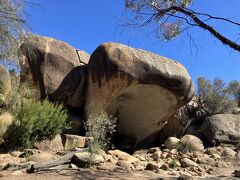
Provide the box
[0,134,240,179]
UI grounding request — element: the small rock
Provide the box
[160,163,169,170]
[147,147,161,153]
[62,134,92,151]
[180,158,198,168]
[161,152,168,159]
[145,162,159,171]
[133,154,146,161]
[169,158,181,168]
[196,156,215,165]
[0,154,21,170]
[192,151,204,158]
[134,163,145,171]
[164,137,180,149]
[108,150,139,164]
[215,161,228,168]
[178,174,193,179]
[231,108,240,114]
[221,147,236,158]
[28,152,56,163]
[10,151,23,158]
[100,151,114,163]
[170,149,178,155]
[206,147,220,155]
[117,160,133,171]
[34,134,64,151]
[188,171,199,176]
[237,151,240,159]
[150,151,162,161]
[211,153,221,159]
[97,162,116,171]
[180,135,204,152]
[73,151,104,167]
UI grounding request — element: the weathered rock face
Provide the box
[201,114,240,145]
[158,115,183,143]
[85,42,194,150]
[0,65,11,105]
[0,112,13,143]
[19,35,89,108]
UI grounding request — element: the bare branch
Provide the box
[183,7,240,27]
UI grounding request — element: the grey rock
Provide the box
[201,114,240,145]
[180,158,198,167]
[164,137,180,150]
[73,151,104,167]
[19,35,89,108]
[85,42,194,150]
[221,147,236,158]
[180,135,204,152]
[62,134,93,151]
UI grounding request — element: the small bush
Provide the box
[179,77,239,136]
[7,99,69,148]
[85,111,117,154]
[197,77,237,115]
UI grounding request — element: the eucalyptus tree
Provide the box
[125,0,240,52]
[0,0,27,62]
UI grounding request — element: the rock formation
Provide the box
[18,35,89,108]
[201,114,240,145]
[85,42,194,150]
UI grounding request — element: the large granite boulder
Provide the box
[85,42,194,150]
[0,65,11,105]
[201,114,240,145]
[18,35,89,108]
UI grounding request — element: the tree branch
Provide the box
[183,7,240,27]
[151,4,240,52]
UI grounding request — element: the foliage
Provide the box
[85,111,117,154]
[124,0,240,52]
[0,0,27,62]
[169,155,180,168]
[125,0,192,41]
[179,77,239,135]
[176,141,190,153]
[227,80,240,107]
[7,99,69,148]
[197,77,238,115]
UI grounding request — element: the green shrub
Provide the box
[179,77,239,135]
[7,99,69,148]
[85,111,117,154]
[197,77,238,115]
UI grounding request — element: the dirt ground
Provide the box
[1,167,239,180]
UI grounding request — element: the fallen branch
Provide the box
[27,148,87,173]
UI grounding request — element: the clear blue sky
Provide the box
[26,1,240,85]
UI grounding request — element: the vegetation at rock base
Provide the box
[6,99,69,149]
[85,111,117,154]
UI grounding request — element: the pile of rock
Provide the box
[1,34,195,150]
[0,134,239,178]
